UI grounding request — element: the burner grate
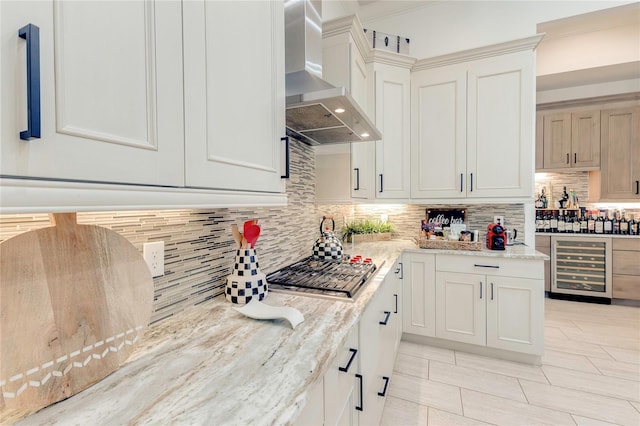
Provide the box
[266,256,377,299]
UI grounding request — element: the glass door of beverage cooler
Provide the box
[551,236,612,299]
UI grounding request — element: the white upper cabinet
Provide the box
[373,57,412,199]
[183,0,285,193]
[1,0,184,186]
[411,36,540,201]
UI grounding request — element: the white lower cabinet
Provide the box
[402,252,436,336]
[405,253,544,357]
[296,263,401,426]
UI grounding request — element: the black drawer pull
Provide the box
[280,136,290,178]
[353,168,360,191]
[338,348,358,373]
[479,281,483,299]
[379,311,391,325]
[491,282,494,300]
[377,376,390,397]
[355,373,363,411]
[394,294,398,313]
[474,264,499,269]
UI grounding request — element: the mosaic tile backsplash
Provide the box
[1,138,528,324]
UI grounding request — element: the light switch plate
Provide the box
[143,241,165,277]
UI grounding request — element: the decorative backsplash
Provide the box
[1,139,528,324]
[0,140,319,324]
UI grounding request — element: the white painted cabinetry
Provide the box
[183,0,285,193]
[401,252,436,337]
[411,36,541,201]
[435,255,544,355]
[1,0,287,213]
[1,0,184,187]
[373,54,412,199]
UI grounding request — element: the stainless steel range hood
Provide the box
[285,0,382,145]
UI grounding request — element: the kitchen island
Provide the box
[16,241,546,425]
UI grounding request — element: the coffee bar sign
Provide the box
[426,209,466,226]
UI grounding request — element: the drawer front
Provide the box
[436,255,542,280]
[613,251,640,275]
[612,238,640,251]
[535,235,551,251]
[613,274,640,300]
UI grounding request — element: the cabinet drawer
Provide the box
[436,255,542,280]
[613,251,640,276]
[612,238,640,251]
[613,274,640,300]
[535,235,551,251]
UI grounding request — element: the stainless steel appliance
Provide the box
[266,256,379,301]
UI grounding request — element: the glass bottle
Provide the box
[604,211,613,234]
[588,211,596,234]
[535,211,542,232]
[613,210,621,234]
[580,210,588,234]
[620,211,629,235]
[630,215,638,236]
[557,210,565,233]
[550,211,558,233]
[595,211,604,234]
[543,211,551,233]
[571,212,580,233]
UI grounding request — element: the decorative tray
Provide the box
[414,236,482,251]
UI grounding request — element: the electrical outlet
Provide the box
[143,241,165,277]
[493,215,505,227]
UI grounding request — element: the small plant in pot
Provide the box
[340,219,394,243]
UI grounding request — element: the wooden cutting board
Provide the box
[0,213,154,423]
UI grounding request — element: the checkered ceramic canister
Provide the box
[225,249,268,304]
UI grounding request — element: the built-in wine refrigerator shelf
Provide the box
[551,237,611,299]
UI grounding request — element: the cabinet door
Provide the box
[467,51,535,198]
[324,326,359,426]
[295,378,324,426]
[411,65,467,198]
[402,253,436,336]
[374,64,411,199]
[486,275,544,355]
[599,107,640,200]
[183,0,285,193]
[435,271,486,346]
[543,112,572,169]
[535,112,544,171]
[351,142,375,199]
[1,0,184,186]
[572,110,600,168]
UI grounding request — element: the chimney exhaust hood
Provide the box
[285,0,382,146]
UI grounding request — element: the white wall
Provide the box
[324,0,635,59]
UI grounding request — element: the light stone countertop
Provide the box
[535,232,640,239]
[18,240,545,425]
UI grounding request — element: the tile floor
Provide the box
[381,298,640,426]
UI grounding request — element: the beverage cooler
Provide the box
[550,236,612,303]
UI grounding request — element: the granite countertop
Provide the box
[18,240,546,425]
[535,232,640,239]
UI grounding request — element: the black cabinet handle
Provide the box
[355,373,363,411]
[397,262,403,279]
[338,348,358,372]
[636,180,639,195]
[377,376,390,397]
[474,264,499,269]
[354,168,360,191]
[379,174,384,193]
[566,153,570,164]
[280,136,290,178]
[574,153,577,164]
[480,281,483,299]
[491,282,494,300]
[460,173,464,192]
[18,23,41,140]
[379,311,391,325]
[394,294,398,313]
[470,173,474,192]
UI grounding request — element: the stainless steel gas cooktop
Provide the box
[266,255,379,301]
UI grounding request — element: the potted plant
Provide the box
[340,219,394,243]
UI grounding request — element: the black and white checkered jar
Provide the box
[225,249,268,304]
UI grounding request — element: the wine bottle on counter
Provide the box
[630,215,638,235]
[595,211,604,234]
[604,212,613,234]
[580,210,588,233]
[572,212,580,233]
[557,210,565,233]
[613,210,621,234]
[620,211,629,235]
[544,211,551,233]
[550,211,558,233]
